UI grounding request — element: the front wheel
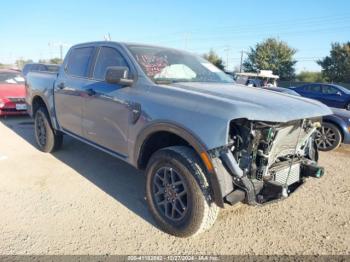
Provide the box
[145,146,219,237]
[315,122,342,151]
[34,107,63,153]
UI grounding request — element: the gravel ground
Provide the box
[0,116,349,255]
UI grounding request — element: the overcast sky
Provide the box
[1,0,350,72]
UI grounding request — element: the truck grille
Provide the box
[272,163,300,186]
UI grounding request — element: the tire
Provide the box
[315,122,342,152]
[145,146,219,237]
[34,107,63,153]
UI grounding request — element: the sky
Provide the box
[1,0,350,72]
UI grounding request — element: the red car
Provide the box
[0,69,27,116]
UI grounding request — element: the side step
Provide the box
[225,190,246,205]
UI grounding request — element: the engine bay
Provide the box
[214,118,325,205]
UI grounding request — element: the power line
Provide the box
[130,13,350,41]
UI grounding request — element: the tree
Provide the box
[15,59,33,69]
[317,42,350,83]
[296,71,325,82]
[243,38,297,80]
[203,50,225,70]
[49,58,63,64]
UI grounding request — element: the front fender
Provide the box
[134,121,227,207]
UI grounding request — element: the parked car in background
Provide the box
[22,63,60,77]
[316,108,350,151]
[290,83,350,111]
[261,86,350,151]
[0,69,27,116]
[257,86,300,96]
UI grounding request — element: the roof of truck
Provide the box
[236,70,279,79]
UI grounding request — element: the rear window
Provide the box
[66,47,94,77]
[0,72,25,84]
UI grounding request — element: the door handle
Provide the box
[86,88,96,96]
[57,82,65,89]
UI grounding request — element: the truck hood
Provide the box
[169,82,332,123]
[0,83,26,99]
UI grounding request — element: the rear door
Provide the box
[54,46,95,136]
[300,84,323,101]
[81,46,132,157]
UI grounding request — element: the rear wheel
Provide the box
[315,122,342,151]
[145,146,219,237]
[34,107,63,152]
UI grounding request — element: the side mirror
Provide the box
[336,91,342,96]
[105,66,133,86]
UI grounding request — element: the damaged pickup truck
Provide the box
[26,42,332,237]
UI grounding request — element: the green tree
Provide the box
[15,59,33,69]
[317,42,350,83]
[203,50,225,70]
[38,59,48,63]
[49,58,63,64]
[243,38,297,80]
[296,71,325,82]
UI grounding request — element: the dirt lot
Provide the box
[0,116,349,255]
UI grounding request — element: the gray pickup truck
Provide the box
[26,41,332,237]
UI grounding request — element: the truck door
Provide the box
[82,46,131,157]
[54,46,95,136]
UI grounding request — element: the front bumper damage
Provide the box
[209,118,325,206]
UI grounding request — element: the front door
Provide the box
[82,46,131,157]
[321,85,345,108]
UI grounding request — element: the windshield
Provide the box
[127,45,234,84]
[0,71,25,84]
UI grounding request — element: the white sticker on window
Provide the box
[201,63,221,73]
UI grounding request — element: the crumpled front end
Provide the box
[210,118,324,206]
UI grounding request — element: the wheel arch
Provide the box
[31,95,59,131]
[134,121,225,207]
[31,95,48,116]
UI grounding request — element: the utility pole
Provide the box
[104,33,112,41]
[239,50,244,72]
[48,42,69,60]
[59,45,63,60]
[184,32,191,50]
[223,46,231,71]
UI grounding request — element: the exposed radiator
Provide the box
[272,163,301,186]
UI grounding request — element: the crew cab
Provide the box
[26,41,332,237]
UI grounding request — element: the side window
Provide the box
[93,47,128,80]
[38,65,47,71]
[305,84,321,93]
[322,85,339,95]
[302,85,310,91]
[32,65,39,71]
[66,47,94,77]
